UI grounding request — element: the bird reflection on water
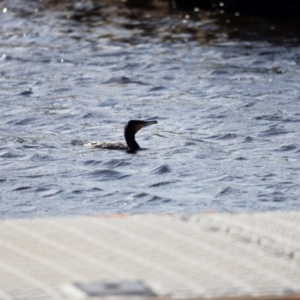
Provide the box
[86,120,158,153]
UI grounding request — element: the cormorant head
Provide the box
[124,120,158,153]
[125,120,158,134]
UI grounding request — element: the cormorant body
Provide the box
[86,120,157,153]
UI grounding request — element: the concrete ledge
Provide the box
[66,296,300,300]
[0,212,299,300]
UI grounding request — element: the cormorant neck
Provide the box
[124,131,140,152]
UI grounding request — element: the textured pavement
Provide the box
[0,212,299,300]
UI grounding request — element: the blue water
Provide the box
[1,0,300,218]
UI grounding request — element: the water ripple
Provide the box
[149,181,173,187]
[87,169,130,181]
[148,164,170,175]
[102,76,148,85]
[275,145,298,152]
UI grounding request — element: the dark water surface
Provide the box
[1,0,300,218]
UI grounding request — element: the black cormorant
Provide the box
[86,120,158,153]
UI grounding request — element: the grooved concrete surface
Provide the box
[0,212,299,300]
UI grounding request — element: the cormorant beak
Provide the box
[142,120,158,127]
[137,120,158,131]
